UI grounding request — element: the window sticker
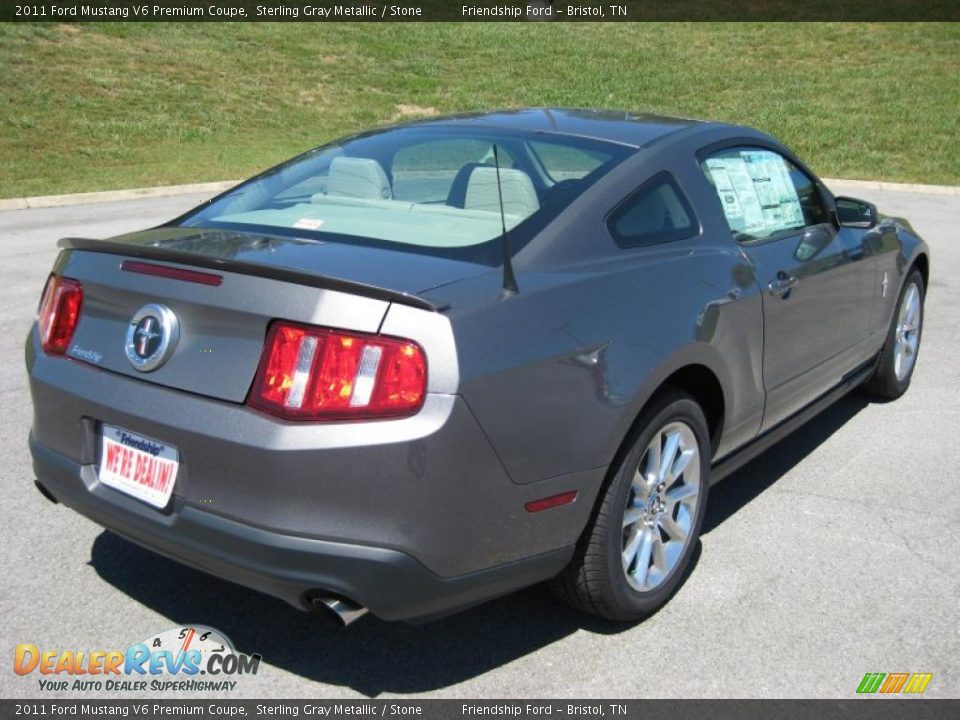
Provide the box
[293,218,324,230]
[705,150,804,238]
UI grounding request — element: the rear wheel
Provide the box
[552,390,710,621]
[862,269,924,400]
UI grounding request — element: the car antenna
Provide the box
[492,144,519,297]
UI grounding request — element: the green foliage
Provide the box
[0,22,957,197]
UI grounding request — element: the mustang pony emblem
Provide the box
[124,304,179,372]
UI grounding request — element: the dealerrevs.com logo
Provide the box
[14,626,261,693]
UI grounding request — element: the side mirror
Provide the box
[833,196,878,229]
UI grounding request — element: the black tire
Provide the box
[861,269,925,400]
[551,389,710,621]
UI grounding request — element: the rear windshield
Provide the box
[175,126,631,264]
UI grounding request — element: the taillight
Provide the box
[248,321,427,421]
[37,274,83,355]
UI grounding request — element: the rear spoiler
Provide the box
[57,237,440,312]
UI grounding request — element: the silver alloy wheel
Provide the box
[622,421,701,592]
[894,283,922,382]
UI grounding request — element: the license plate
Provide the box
[98,425,179,509]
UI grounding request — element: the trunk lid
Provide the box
[55,227,480,403]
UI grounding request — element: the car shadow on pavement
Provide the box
[88,393,867,697]
[702,393,869,534]
[89,531,628,697]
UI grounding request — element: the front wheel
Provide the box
[551,390,710,621]
[862,269,925,400]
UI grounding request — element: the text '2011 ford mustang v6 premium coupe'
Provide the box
[26,109,928,625]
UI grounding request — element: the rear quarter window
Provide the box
[607,174,699,248]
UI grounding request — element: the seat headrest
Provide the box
[463,167,540,221]
[326,157,392,200]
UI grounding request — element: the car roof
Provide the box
[401,108,710,149]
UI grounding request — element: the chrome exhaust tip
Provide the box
[311,595,369,627]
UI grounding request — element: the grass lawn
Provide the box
[0,22,957,198]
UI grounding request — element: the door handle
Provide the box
[768,271,798,296]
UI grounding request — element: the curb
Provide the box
[0,180,240,212]
[0,177,957,213]
[822,178,960,196]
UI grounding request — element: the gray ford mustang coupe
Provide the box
[27,109,928,625]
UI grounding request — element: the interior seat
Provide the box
[325,157,392,200]
[463,167,540,219]
[445,162,488,208]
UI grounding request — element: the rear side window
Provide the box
[701,147,827,240]
[608,174,698,248]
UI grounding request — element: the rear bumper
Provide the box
[26,330,601,621]
[31,437,573,621]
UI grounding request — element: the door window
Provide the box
[701,148,827,241]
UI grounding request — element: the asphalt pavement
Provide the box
[1,185,957,699]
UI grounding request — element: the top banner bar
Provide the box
[4,0,959,22]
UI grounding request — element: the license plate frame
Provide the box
[97,424,180,509]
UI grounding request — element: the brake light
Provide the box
[121,260,222,286]
[248,321,427,421]
[37,275,83,355]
